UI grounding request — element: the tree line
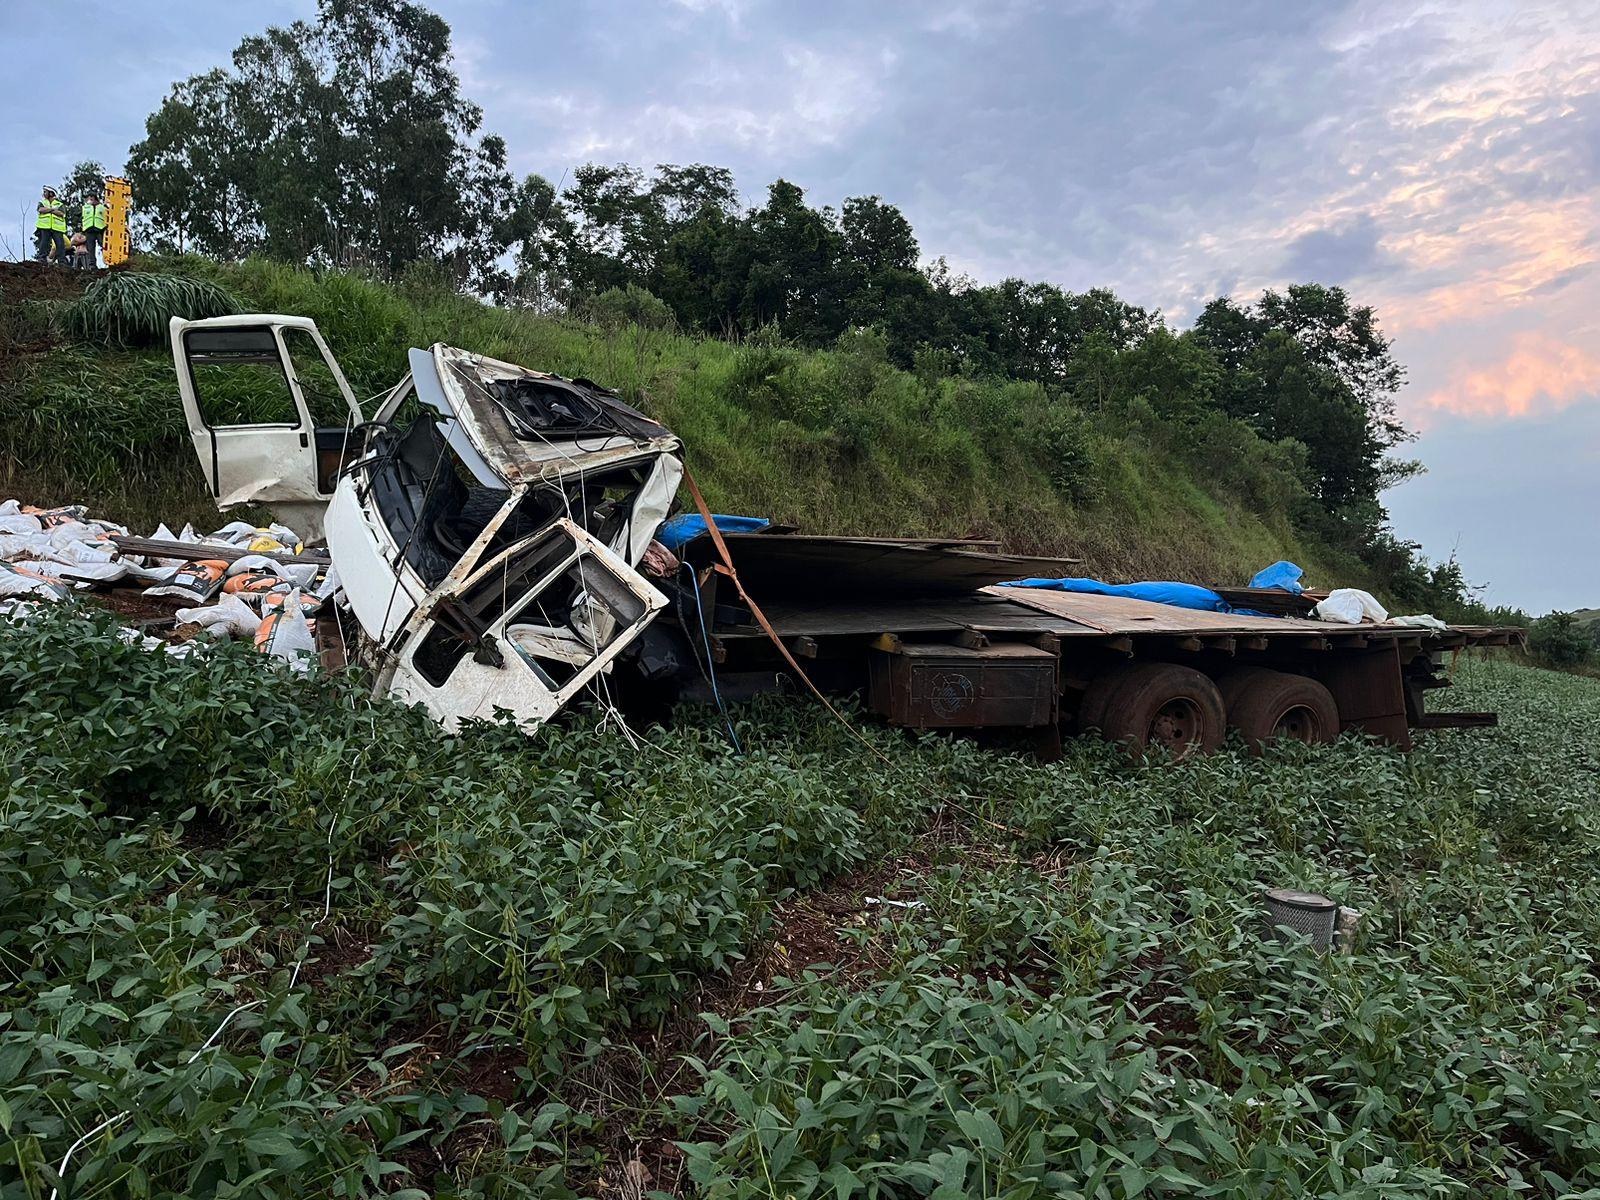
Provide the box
[119,0,1416,559]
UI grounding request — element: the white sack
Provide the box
[1313,588,1389,624]
[176,592,263,639]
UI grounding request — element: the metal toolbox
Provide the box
[868,642,1057,729]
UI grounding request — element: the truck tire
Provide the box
[1074,662,1137,735]
[1217,667,1339,750]
[1084,662,1226,759]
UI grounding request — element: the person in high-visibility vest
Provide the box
[34,186,68,264]
[80,187,108,269]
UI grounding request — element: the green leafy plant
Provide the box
[1,604,1597,1197]
[67,271,243,346]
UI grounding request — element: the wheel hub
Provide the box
[1273,704,1320,742]
[1149,697,1201,756]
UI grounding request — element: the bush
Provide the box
[1530,611,1596,669]
[584,283,677,332]
[67,271,242,345]
[1036,405,1101,504]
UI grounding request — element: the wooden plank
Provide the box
[789,635,819,659]
[714,596,1105,639]
[111,534,331,566]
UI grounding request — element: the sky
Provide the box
[4,0,1598,612]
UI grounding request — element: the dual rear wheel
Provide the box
[1077,662,1339,758]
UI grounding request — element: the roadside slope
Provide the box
[2,257,1376,592]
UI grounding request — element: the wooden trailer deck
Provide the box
[701,584,1519,652]
[984,587,1522,650]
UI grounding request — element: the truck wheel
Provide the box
[1218,667,1339,750]
[1074,663,1137,735]
[1085,662,1226,759]
[1215,665,1273,716]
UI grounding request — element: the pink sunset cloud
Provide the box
[1424,331,1600,420]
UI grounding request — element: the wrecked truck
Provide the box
[173,313,678,729]
[168,313,1525,754]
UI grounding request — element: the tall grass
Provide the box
[67,270,243,345]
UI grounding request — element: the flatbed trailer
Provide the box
[657,538,1524,756]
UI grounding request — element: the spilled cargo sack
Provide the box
[211,520,303,553]
[223,570,293,602]
[1312,588,1389,624]
[226,554,319,589]
[147,559,230,604]
[177,592,263,639]
[256,590,318,667]
[22,503,88,530]
[0,562,71,601]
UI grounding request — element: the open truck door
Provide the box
[170,314,364,541]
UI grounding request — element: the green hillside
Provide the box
[2,257,1472,610]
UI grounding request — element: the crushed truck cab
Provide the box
[172,314,681,730]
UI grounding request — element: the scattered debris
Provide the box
[0,497,331,665]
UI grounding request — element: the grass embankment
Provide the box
[1,608,1596,1196]
[1,256,1369,591]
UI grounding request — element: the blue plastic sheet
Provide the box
[999,577,1231,612]
[1250,560,1305,594]
[657,512,770,551]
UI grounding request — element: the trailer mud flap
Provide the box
[1311,641,1411,748]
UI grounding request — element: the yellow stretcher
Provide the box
[103,176,131,266]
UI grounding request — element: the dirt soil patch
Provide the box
[0,261,95,304]
[83,588,199,643]
[707,863,917,1014]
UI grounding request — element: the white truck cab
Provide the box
[169,315,683,731]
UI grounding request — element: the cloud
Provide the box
[668,0,754,26]
[1279,215,1390,284]
[1424,331,1600,420]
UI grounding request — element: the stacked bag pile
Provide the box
[0,499,341,668]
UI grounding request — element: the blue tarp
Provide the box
[999,577,1231,612]
[657,512,770,551]
[1250,560,1305,594]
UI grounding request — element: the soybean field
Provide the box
[1,607,1597,1198]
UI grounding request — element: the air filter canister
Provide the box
[1264,888,1338,949]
